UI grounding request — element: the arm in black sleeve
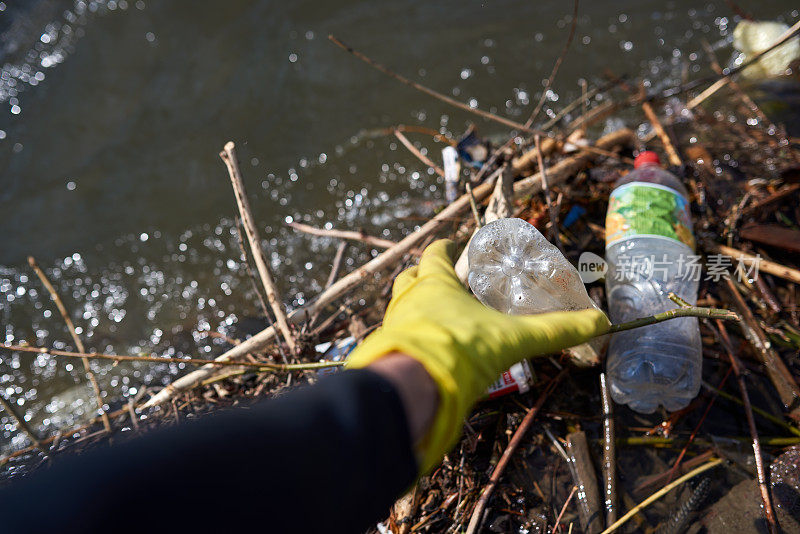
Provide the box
[0,369,418,534]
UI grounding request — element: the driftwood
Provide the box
[328,35,540,135]
[511,137,560,176]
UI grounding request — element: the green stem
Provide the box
[608,305,739,334]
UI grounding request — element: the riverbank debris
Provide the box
[3,10,800,534]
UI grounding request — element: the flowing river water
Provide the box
[0,0,797,451]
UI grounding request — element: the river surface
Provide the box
[0,0,797,450]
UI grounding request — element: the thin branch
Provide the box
[685,18,800,109]
[465,182,483,229]
[466,369,567,534]
[28,256,111,432]
[2,404,132,467]
[307,241,349,331]
[614,436,798,447]
[535,134,563,252]
[0,343,343,372]
[541,83,605,131]
[0,390,46,454]
[599,373,617,527]
[288,221,398,249]
[525,0,580,128]
[325,241,349,290]
[724,277,800,408]
[606,303,738,334]
[393,129,445,177]
[552,486,579,534]
[701,39,776,132]
[641,101,682,166]
[666,368,731,485]
[328,34,538,134]
[220,142,297,356]
[716,320,778,533]
[701,381,800,437]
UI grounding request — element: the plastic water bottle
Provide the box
[468,217,599,315]
[467,217,603,368]
[605,151,701,413]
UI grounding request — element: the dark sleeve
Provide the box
[0,369,418,534]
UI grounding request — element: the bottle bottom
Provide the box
[607,339,701,414]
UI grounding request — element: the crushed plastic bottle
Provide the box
[467,217,603,368]
[468,217,598,315]
[605,151,701,413]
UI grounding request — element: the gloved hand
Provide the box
[346,239,610,474]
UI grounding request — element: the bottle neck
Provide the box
[634,162,661,170]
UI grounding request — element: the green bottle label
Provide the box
[606,182,695,250]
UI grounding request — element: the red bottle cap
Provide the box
[634,151,661,169]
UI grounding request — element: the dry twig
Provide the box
[641,101,682,166]
[28,256,111,432]
[220,142,297,356]
[0,344,343,371]
[0,390,46,454]
[599,373,617,527]
[288,221,397,250]
[466,369,567,534]
[524,0,580,128]
[328,35,537,134]
[535,133,563,251]
[685,18,800,109]
[716,321,779,533]
[393,129,445,177]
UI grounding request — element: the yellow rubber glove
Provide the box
[345,239,610,474]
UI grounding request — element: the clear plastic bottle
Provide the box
[468,217,598,315]
[605,151,701,413]
[467,217,603,369]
